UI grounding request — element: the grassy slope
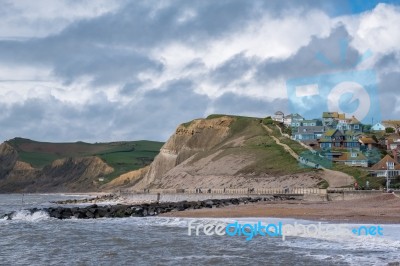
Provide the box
[210,117,379,188]
[192,116,312,176]
[6,138,163,182]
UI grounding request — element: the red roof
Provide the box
[370,155,400,170]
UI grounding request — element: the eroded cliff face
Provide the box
[0,143,18,178]
[0,143,114,192]
[35,157,114,192]
[137,116,326,190]
[142,116,235,186]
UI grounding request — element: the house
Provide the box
[358,137,378,150]
[336,116,362,132]
[284,113,304,127]
[322,112,345,127]
[273,111,285,123]
[319,129,345,149]
[301,119,322,127]
[319,129,361,150]
[335,150,369,167]
[294,126,325,141]
[348,116,362,132]
[385,133,400,150]
[336,118,351,131]
[343,131,362,149]
[369,155,400,177]
[322,150,343,161]
[371,122,386,131]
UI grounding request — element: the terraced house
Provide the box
[322,112,345,127]
[318,129,361,150]
[335,150,369,167]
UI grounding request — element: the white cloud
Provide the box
[339,4,400,55]
[147,9,333,100]
[204,10,332,66]
[0,0,122,39]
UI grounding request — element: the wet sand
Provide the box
[161,193,400,224]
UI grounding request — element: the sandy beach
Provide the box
[161,193,400,224]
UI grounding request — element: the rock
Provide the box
[85,211,95,218]
[204,200,214,208]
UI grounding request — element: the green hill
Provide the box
[6,138,164,181]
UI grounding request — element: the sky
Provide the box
[1,0,400,143]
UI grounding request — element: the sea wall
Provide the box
[121,193,304,203]
[327,190,384,201]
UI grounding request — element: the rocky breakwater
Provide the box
[2,195,297,220]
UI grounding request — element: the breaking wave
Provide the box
[10,210,50,222]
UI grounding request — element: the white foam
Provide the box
[10,210,50,222]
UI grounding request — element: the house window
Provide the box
[354,125,359,129]
[387,162,395,170]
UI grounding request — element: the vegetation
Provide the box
[391,176,400,189]
[203,116,313,176]
[206,114,260,120]
[181,121,193,128]
[330,163,385,189]
[278,137,307,155]
[262,116,274,125]
[6,138,163,182]
[317,180,329,189]
[386,127,395,133]
[240,134,311,175]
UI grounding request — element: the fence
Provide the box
[121,187,327,196]
[327,187,356,192]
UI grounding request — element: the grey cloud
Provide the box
[255,26,361,82]
[210,53,256,86]
[375,52,400,73]
[0,39,163,86]
[210,92,288,118]
[119,80,144,96]
[376,71,400,119]
[0,79,210,142]
[0,1,354,86]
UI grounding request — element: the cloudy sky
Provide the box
[1,0,400,143]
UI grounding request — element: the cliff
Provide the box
[135,115,328,190]
[0,139,162,192]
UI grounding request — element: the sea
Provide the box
[0,194,399,266]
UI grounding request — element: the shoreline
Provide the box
[4,192,399,224]
[160,193,400,224]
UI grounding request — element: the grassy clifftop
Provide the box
[6,138,163,181]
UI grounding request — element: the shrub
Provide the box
[262,117,274,125]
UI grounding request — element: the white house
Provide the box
[273,111,284,123]
[371,122,386,131]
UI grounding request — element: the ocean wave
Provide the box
[10,210,50,222]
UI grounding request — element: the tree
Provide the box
[262,117,273,125]
[386,127,395,133]
[363,124,372,133]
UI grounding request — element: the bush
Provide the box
[262,117,274,125]
[386,127,395,133]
